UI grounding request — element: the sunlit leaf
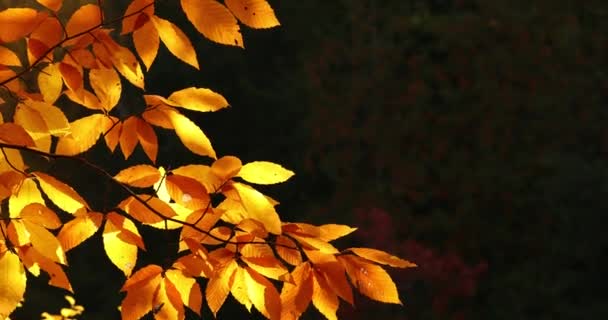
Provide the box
[0,251,26,319]
[339,255,402,305]
[225,0,280,29]
[118,195,176,224]
[9,177,44,219]
[25,100,70,137]
[57,211,103,251]
[114,164,161,188]
[103,215,140,276]
[36,0,62,12]
[280,262,312,320]
[121,271,161,320]
[168,87,229,112]
[181,0,243,47]
[136,118,158,163]
[58,62,83,94]
[0,123,36,147]
[211,155,242,180]
[151,15,199,69]
[122,0,155,34]
[244,266,281,320]
[275,235,302,266]
[348,248,417,269]
[165,269,203,315]
[237,161,294,185]
[38,63,63,103]
[0,46,20,66]
[162,107,216,158]
[104,120,121,152]
[0,8,41,43]
[56,114,112,155]
[33,172,88,214]
[29,16,62,63]
[89,67,121,111]
[153,277,184,320]
[133,17,159,70]
[206,259,236,316]
[231,182,281,234]
[23,219,66,264]
[19,245,72,292]
[64,89,102,110]
[311,268,339,320]
[20,203,61,229]
[65,4,101,46]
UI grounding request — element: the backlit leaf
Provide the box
[165,269,202,315]
[37,0,62,12]
[0,8,41,43]
[275,236,302,266]
[311,269,338,320]
[58,211,103,251]
[229,265,252,311]
[339,255,402,304]
[0,251,26,319]
[133,18,159,70]
[165,174,209,209]
[104,121,121,152]
[206,259,236,316]
[162,107,216,159]
[65,4,101,46]
[225,0,280,29]
[38,63,63,103]
[231,182,281,234]
[153,276,185,320]
[14,103,51,151]
[64,89,102,110]
[33,172,88,213]
[23,219,66,264]
[122,0,155,34]
[0,46,20,66]
[280,262,312,320]
[103,216,139,276]
[121,272,161,320]
[89,67,121,111]
[238,161,294,185]
[168,87,229,112]
[0,123,36,147]
[348,248,417,268]
[244,266,281,320]
[119,116,139,159]
[20,203,61,229]
[26,100,70,136]
[211,155,242,180]
[119,195,176,224]
[58,62,83,94]
[29,16,62,62]
[121,264,162,292]
[20,246,72,292]
[114,164,161,188]
[56,114,112,155]
[9,177,44,219]
[151,15,199,69]
[136,118,158,163]
[181,0,243,47]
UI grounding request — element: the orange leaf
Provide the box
[0,46,20,66]
[119,116,139,159]
[151,15,199,69]
[237,161,294,185]
[229,265,252,311]
[136,118,158,163]
[64,89,102,110]
[339,255,402,304]
[57,211,103,251]
[118,195,176,224]
[121,271,161,320]
[311,269,339,320]
[37,0,62,12]
[13,103,50,150]
[133,17,159,70]
[165,269,202,315]
[0,251,26,319]
[168,87,229,112]
[58,62,83,94]
[231,182,281,234]
[122,0,155,34]
[37,63,63,103]
[165,174,209,209]
[8,178,44,219]
[56,114,112,155]
[172,164,222,192]
[65,4,101,47]
[29,15,62,53]
[89,66,121,111]
[104,120,121,152]
[181,0,243,47]
[211,155,242,180]
[0,123,36,147]
[348,248,417,269]
[0,8,41,43]
[206,259,237,316]
[280,262,313,320]
[33,171,89,213]
[20,246,72,292]
[162,107,216,158]
[275,236,302,266]
[20,203,61,229]
[114,164,161,188]
[244,266,281,320]
[121,264,162,292]
[225,0,280,29]
[23,219,66,264]
[153,276,185,320]
[25,100,70,136]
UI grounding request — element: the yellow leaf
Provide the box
[58,62,83,94]
[0,149,25,175]
[280,262,312,320]
[211,155,242,180]
[153,277,184,320]
[95,31,145,89]
[305,251,353,305]
[206,259,236,316]
[133,17,159,70]
[317,224,357,242]
[168,87,229,112]
[287,234,338,254]
[65,4,101,47]
[21,246,72,291]
[7,220,30,247]
[244,266,281,320]
[38,63,63,104]
[0,251,26,319]
[338,255,402,304]
[0,123,36,147]
[136,118,158,163]
[275,236,302,266]
[237,161,294,185]
[0,8,41,43]
[29,16,62,63]
[165,269,202,315]
[348,248,417,269]
[20,203,62,229]
[172,164,222,192]
[56,114,112,155]
[23,219,66,265]
[103,216,139,276]
[120,116,139,159]
[64,89,102,110]
[241,254,289,281]
[225,0,280,29]
[0,46,20,66]
[121,264,162,292]
[142,103,173,129]
[57,211,103,251]
[115,164,161,188]
[311,268,339,320]
[26,100,71,137]
[162,107,216,158]
[37,0,62,12]
[33,172,88,214]
[122,0,155,35]
[181,0,243,47]
[14,103,51,151]
[118,195,176,224]
[9,178,45,219]
[89,67,121,111]
[121,272,161,320]
[151,15,199,69]
[165,174,209,209]
[231,182,281,234]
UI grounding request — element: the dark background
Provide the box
[9,0,608,319]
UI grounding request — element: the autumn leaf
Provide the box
[237,161,294,185]
[136,118,158,163]
[161,107,216,159]
[211,155,242,180]
[348,248,417,269]
[8,177,44,219]
[118,194,177,224]
[57,211,103,251]
[56,114,113,155]
[19,245,72,292]
[339,255,402,305]
[0,123,36,147]
[168,87,229,112]
[280,262,313,320]
[151,15,199,69]
[64,4,101,47]
[231,182,282,234]
[0,8,42,43]
[37,63,63,103]
[103,213,144,276]
[36,0,62,12]
[311,268,339,320]
[0,251,26,319]
[0,46,20,66]
[114,165,161,188]
[122,0,155,34]
[225,0,280,29]
[121,270,161,320]
[89,66,121,111]
[181,0,243,47]
[165,269,203,315]
[33,172,89,214]
[133,17,159,70]
[206,259,236,316]
[244,266,281,320]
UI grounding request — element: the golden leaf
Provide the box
[275,236,302,266]
[305,251,353,305]
[121,264,163,292]
[206,259,236,316]
[151,15,199,69]
[136,118,158,163]
[9,177,44,219]
[162,107,216,159]
[37,63,63,104]
[0,251,26,319]
[65,4,101,47]
[172,164,222,192]
[229,266,252,311]
[0,8,41,43]
[231,182,281,234]
[121,272,161,320]
[114,164,161,188]
[58,62,83,94]
[64,89,102,110]
[23,219,66,265]
[33,172,89,214]
[133,17,159,70]
[118,194,176,224]
[104,121,121,152]
[0,46,20,66]
[181,0,243,47]
[311,269,339,320]
[244,266,281,320]
[103,215,140,276]
[89,67,121,111]
[225,0,280,29]
[14,103,51,151]
[95,32,145,89]
[36,0,62,12]
[25,100,71,137]
[57,211,103,251]
[165,269,203,315]
[20,245,72,292]
[168,87,229,112]
[280,262,313,320]
[7,220,30,247]
[339,255,402,305]
[122,0,155,35]
[153,277,185,320]
[237,161,294,185]
[211,155,242,180]
[348,248,417,269]
[120,116,139,159]
[165,174,209,209]
[56,114,112,155]
[0,123,36,147]
[20,203,62,229]
[29,16,62,63]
